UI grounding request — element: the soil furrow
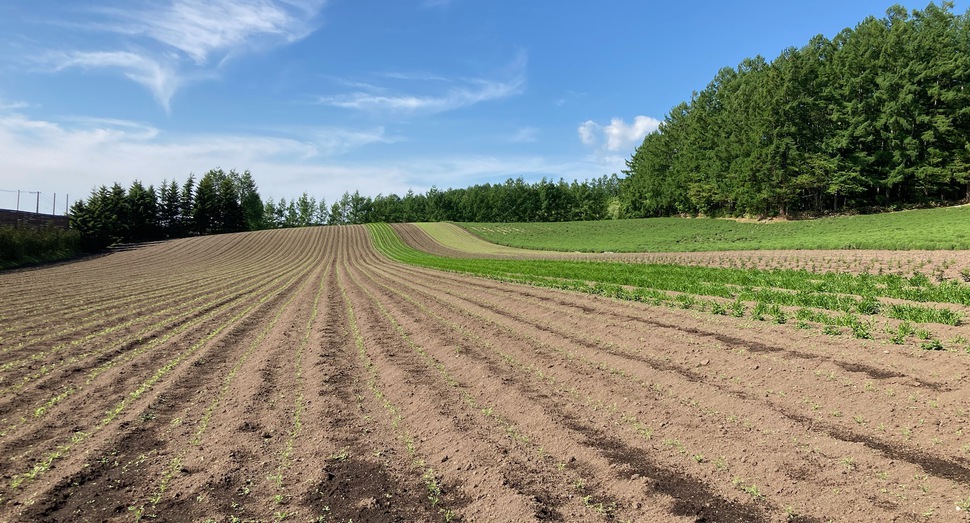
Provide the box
[359,254,970,520]
[2,224,969,522]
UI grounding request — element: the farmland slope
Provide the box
[461,205,970,252]
[1,226,969,521]
[404,222,970,281]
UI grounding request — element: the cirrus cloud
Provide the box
[33,0,325,112]
[317,51,527,115]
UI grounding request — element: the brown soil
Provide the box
[2,225,970,522]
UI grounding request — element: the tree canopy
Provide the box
[621,2,970,218]
[70,169,266,250]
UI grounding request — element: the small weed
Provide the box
[732,478,765,502]
[856,296,881,315]
[730,299,746,318]
[771,306,787,325]
[851,319,872,339]
[897,321,915,337]
[677,294,697,309]
[752,302,768,321]
[329,448,350,461]
[422,469,444,506]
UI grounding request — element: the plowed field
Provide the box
[2,225,969,522]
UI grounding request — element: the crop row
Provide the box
[369,224,969,350]
[359,252,970,519]
[0,228,332,516]
[133,264,322,520]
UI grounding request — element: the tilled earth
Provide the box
[1,225,969,522]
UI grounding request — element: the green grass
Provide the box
[460,205,970,252]
[368,224,968,329]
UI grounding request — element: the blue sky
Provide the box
[0,0,964,213]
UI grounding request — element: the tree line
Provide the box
[69,170,621,249]
[269,175,620,226]
[621,2,970,218]
[70,169,263,250]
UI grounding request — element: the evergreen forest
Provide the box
[621,2,970,217]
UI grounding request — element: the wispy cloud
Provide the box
[318,51,527,114]
[38,0,325,111]
[301,126,399,156]
[0,110,602,210]
[46,51,182,112]
[95,0,322,65]
[0,112,408,206]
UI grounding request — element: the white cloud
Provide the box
[578,115,660,152]
[304,126,398,156]
[0,112,392,206]
[577,120,598,146]
[47,51,182,112]
[0,111,607,211]
[318,51,527,114]
[99,0,322,65]
[603,116,661,151]
[38,0,325,110]
[576,116,661,175]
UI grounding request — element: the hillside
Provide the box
[459,205,970,252]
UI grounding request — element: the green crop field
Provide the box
[460,205,970,252]
[370,223,970,351]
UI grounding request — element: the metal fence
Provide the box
[0,189,71,216]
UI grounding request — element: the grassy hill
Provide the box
[459,205,970,252]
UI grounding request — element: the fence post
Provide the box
[53,193,56,215]
[35,191,40,214]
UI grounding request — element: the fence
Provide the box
[0,190,71,216]
[0,190,71,229]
